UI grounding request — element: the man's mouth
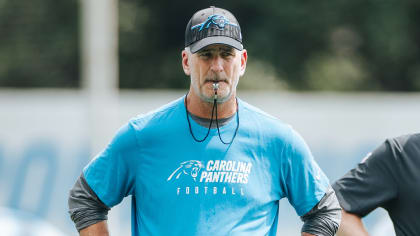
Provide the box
[205,80,227,84]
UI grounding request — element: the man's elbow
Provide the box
[337,210,369,236]
[79,220,109,236]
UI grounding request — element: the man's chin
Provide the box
[215,95,232,103]
[198,94,217,103]
[199,93,231,104]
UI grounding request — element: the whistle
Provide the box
[213,83,219,99]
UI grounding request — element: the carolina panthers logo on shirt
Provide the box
[168,159,253,196]
[167,160,204,182]
[168,160,252,183]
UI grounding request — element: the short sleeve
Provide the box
[333,140,398,217]
[281,129,330,216]
[83,123,139,208]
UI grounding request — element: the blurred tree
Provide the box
[1,0,419,91]
[0,0,79,88]
[118,0,420,91]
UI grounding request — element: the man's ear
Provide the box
[239,49,247,77]
[182,50,191,76]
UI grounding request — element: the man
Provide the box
[333,133,420,236]
[69,6,341,235]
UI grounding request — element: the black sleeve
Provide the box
[68,173,110,231]
[332,139,398,217]
[301,187,342,236]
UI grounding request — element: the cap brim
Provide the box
[189,36,243,53]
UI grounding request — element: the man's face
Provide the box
[182,44,247,103]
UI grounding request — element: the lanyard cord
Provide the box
[184,93,239,144]
[215,97,239,144]
[185,94,216,142]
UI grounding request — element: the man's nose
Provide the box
[210,56,224,72]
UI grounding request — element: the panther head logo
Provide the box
[210,15,228,29]
[196,15,234,31]
[167,160,204,182]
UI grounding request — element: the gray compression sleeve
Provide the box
[68,173,110,231]
[300,187,342,236]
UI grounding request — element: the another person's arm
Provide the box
[333,138,400,236]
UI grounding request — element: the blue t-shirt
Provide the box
[83,96,329,236]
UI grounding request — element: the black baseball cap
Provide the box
[185,6,243,53]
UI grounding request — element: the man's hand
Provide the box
[337,210,369,236]
[80,221,109,236]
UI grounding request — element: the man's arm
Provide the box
[68,174,111,233]
[280,130,341,236]
[80,221,109,236]
[302,233,315,236]
[69,123,137,234]
[300,187,342,236]
[336,210,369,236]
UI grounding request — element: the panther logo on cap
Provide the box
[191,14,238,32]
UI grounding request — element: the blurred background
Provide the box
[0,0,419,235]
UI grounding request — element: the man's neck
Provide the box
[186,90,237,119]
